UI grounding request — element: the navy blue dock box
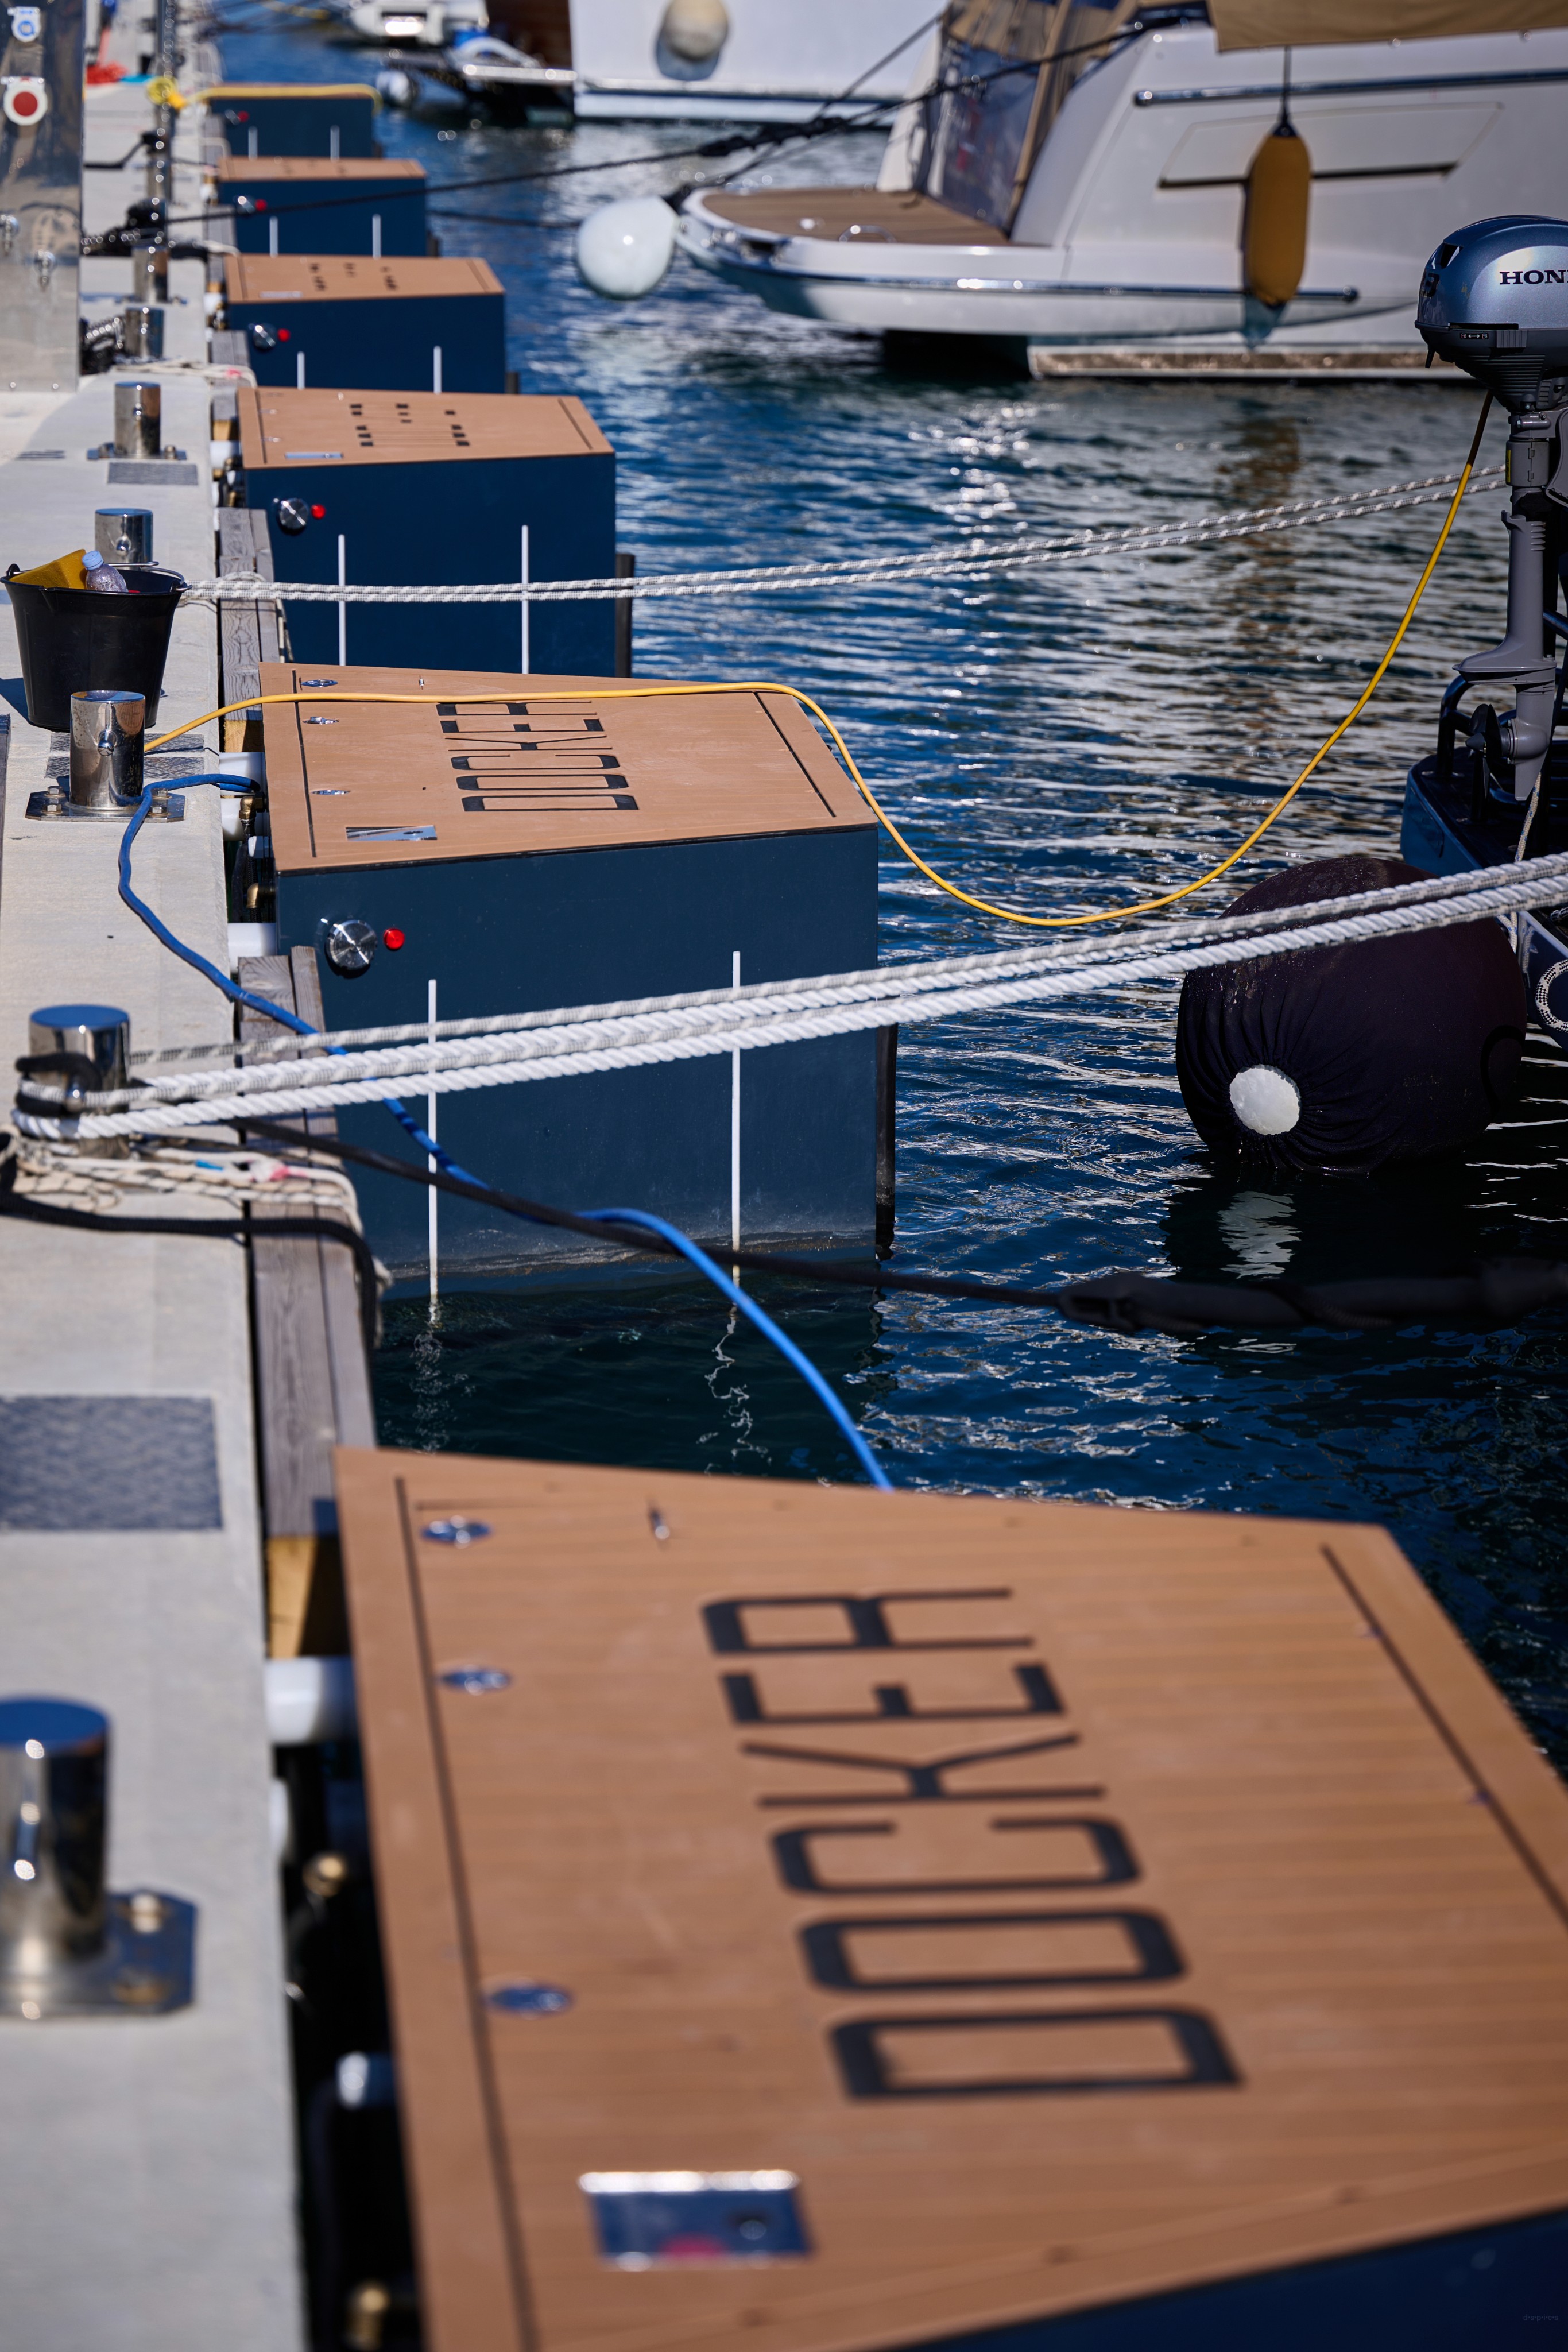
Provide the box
[205,81,379,158]
[263,659,880,1282]
[239,387,615,674]
[212,156,427,256]
[223,254,505,393]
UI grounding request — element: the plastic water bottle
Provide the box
[82,550,128,594]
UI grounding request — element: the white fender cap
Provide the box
[660,0,729,63]
[265,1654,357,1746]
[576,196,678,301]
[1228,1063,1302,1136]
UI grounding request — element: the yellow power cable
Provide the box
[154,395,1490,928]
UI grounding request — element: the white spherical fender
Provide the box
[659,0,729,64]
[576,196,678,301]
[1228,1064,1302,1136]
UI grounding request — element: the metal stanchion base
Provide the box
[0,1890,195,2018]
[25,787,185,823]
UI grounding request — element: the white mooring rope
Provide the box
[185,463,1503,608]
[20,854,1568,1142]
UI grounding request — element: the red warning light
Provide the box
[382,928,406,951]
[309,504,326,519]
[278,327,291,342]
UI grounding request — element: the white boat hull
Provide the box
[569,0,936,121]
[678,22,1568,352]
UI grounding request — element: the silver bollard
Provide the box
[94,506,154,565]
[0,1695,195,2019]
[119,302,164,363]
[26,1001,132,1160]
[130,241,168,306]
[0,1699,110,1993]
[113,378,161,460]
[68,687,145,810]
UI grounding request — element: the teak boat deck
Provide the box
[336,1452,1568,2352]
[699,190,1011,247]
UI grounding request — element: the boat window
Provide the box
[914,0,1139,234]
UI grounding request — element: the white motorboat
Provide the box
[403,28,577,114]
[483,0,942,122]
[338,0,488,49]
[676,0,1568,371]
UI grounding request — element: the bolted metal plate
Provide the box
[0,1889,195,2019]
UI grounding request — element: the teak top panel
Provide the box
[212,154,426,183]
[335,1452,1568,2352]
[203,80,376,100]
[239,388,610,470]
[260,663,872,871]
[223,254,502,303]
[703,187,1010,247]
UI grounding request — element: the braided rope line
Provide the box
[185,465,1503,609]
[5,1138,366,1220]
[202,850,1568,1067]
[24,858,1568,1141]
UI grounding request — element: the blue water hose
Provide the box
[581,1207,892,1490]
[117,783,892,1487]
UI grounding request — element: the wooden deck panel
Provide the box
[699,188,1012,246]
[259,660,873,873]
[335,1456,1568,2352]
[217,506,282,753]
[241,950,375,1654]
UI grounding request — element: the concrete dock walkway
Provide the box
[0,42,302,2352]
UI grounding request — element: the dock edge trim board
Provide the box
[335,1452,1568,2352]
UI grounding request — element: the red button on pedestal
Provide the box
[382,928,406,951]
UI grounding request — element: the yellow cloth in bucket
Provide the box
[9,550,89,591]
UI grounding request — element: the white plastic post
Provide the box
[296,350,305,390]
[336,534,347,667]
[427,977,439,1310]
[432,345,442,394]
[268,215,279,256]
[520,523,531,675]
[371,212,382,258]
[731,949,741,1270]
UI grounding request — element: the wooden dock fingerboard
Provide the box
[334,1454,1568,2352]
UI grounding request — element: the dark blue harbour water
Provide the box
[220,29,1568,1761]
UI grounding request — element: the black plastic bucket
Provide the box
[5,563,186,732]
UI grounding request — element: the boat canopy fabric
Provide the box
[1209,0,1568,47]
[920,0,1136,232]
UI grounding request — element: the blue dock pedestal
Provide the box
[238,387,616,675]
[264,660,880,1283]
[204,82,380,158]
[212,156,428,256]
[222,255,506,393]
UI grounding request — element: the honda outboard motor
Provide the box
[1417,216,1568,809]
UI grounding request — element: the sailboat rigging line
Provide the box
[184,461,1503,607]
[107,786,887,1485]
